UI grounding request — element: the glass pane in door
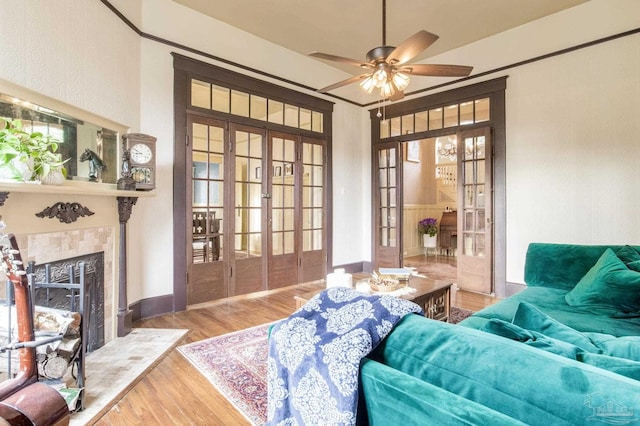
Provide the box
[191,123,224,264]
[302,142,324,251]
[461,135,486,257]
[273,137,296,255]
[378,148,397,247]
[234,130,263,258]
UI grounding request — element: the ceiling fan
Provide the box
[309,0,473,101]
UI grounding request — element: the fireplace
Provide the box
[15,227,116,344]
[30,252,105,352]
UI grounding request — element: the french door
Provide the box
[187,116,326,305]
[456,127,493,293]
[373,141,402,268]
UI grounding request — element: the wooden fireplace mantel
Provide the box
[0,180,154,338]
[0,181,154,202]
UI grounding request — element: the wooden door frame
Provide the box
[369,77,507,296]
[173,54,334,311]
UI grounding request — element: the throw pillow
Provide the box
[512,302,600,353]
[583,333,640,362]
[480,319,583,359]
[615,245,640,265]
[627,260,640,273]
[577,352,640,381]
[565,248,640,312]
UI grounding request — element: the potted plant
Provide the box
[418,217,438,248]
[0,119,33,181]
[0,119,67,184]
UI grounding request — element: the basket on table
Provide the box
[368,274,400,292]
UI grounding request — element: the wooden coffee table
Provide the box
[294,275,452,322]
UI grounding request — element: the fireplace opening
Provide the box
[29,252,105,352]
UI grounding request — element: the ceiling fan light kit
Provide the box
[309,0,473,102]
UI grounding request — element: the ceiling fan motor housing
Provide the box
[366,46,396,64]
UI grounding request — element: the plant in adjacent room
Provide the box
[418,217,438,237]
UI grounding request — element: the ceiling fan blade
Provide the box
[316,73,370,93]
[401,64,473,77]
[309,52,373,69]
[386,30,439,65]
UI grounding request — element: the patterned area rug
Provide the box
[178,307,473,425]
[178,323,271,425]
[449,306,474,323]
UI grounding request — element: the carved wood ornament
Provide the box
[35,202,95,223]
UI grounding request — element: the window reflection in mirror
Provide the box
[0,92,119,183]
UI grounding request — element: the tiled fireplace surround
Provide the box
[16,227,116,343]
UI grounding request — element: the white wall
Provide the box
[331,104,371,266]
[0,0,140,129]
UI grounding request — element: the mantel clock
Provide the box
[123,133,156,191]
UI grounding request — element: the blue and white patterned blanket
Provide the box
[267,287,423,425]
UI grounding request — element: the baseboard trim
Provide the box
[504,281,526,298]
[130,294,174,323]
[331,261,368,274]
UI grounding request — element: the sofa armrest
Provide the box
[359,359,525,426]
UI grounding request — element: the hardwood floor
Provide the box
[94,269,497,425]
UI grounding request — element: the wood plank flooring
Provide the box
[94,264,498,425]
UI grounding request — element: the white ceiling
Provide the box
[172,0,588,75]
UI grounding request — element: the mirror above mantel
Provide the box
[0,86,124,185]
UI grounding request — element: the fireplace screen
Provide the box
[30,252,105,352]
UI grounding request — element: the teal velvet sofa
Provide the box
[358,243,640,425]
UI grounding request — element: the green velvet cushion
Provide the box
[628,260,640,273]
[616,245,640,265]
[480,319,585,359]
[524,244,619,290]
[512,302,601,352]
[577,353,640,381]
[583,333,640,362]
[524,243,640,290]
[565,248,640,312]
[462,286,640,337]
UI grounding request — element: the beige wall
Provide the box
[403,139,437,205]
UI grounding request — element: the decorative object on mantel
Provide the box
[123,133,156,191]
[0,119,68,184]
[116,146,136,191]
[35,202,95,223]
[0,192,8,206]
[40,169,65,186]
[79,148,105,182]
